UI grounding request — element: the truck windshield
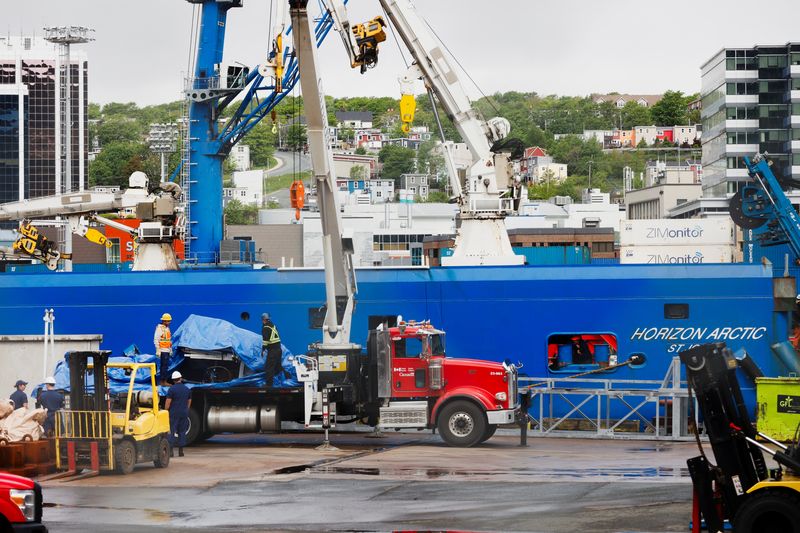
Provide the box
[429,334,445,356]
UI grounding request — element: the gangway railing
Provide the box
[519,357,698,440]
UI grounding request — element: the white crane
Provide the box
[0,172,183,271]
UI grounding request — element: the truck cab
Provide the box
[375,320,519,447]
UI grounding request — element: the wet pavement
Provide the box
[38,431,708,532]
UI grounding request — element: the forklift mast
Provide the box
[66,350,112,412]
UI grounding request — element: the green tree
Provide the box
[354,145,367,155]
[96,116,144,146]
[619,101,652,129]
[424,190,449,203]
[416,140,445,177]
[349,165,366,180]
[224,199,259,225]
[286,124,307,150]
[378,144,416,183]
[89,142,156,187]
[650,90,690,126]
[242,121,276,168]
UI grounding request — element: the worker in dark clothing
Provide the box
[262,313,282,387]
[165,371,191,457]
[37,377,64,436]
[10,380,28,410]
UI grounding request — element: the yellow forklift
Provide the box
[55,351,171,475]
[681,343,800,533]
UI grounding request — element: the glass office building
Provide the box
[700,43,800,198]
[0,36,88,202]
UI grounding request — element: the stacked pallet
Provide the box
[0,439,56,477]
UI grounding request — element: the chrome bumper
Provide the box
[486,408,515,425]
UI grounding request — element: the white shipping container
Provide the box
[620,218,733,246]
[620,245,734,265]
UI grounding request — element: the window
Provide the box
[106,238,121,263]
[376,190,382,198]
[410,176,415,184]
[547,333,618,373]
[410,187,416,193]
[394,337,423,358]
[664,303,689,319]
[758,55,787,68]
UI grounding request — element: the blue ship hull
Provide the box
[0,263,789,421]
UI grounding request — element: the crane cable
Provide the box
[421,17,500,117]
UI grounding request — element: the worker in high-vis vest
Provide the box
[262,313,282,387]
[154,313,173,385]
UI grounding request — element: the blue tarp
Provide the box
[35,315,300,397]
[172,314,264,371]
[171,314,299,388]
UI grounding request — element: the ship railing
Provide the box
[519,357,698,441]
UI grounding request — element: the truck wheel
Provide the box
[154,437,170,469]
[114,439,136,475]
[479,424,498,444]
[734,489,800,533]
[186,409,207,446]
[437,400,487,448]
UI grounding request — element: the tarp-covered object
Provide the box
[0,407,46,442]
[171,314,299,388]
[171,314,263,371]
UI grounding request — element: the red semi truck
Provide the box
[184,320,521,447]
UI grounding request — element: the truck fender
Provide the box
[430,387,496,425]
[0,489,25,524]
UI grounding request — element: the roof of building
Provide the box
[506,227,614,236]
[524,146,547,158]
[336,111,374,122]
[591,93,663,106]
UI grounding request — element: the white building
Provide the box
[508,192,625,232]
[368,179,394,203]
[231,144,251,171]
[530,162,568,183]
[259,202,457,267]
[335,111,374,129]
[626,165,702,220]
[225,169,264,207]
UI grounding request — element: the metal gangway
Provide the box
[519,356,699,440]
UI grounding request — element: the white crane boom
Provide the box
[378,0,524,266]
[289,0,358,348]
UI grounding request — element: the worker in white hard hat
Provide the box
[154,313,173,386]
[164,370,191,457]
[36,376,64,436]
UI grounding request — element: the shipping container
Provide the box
[620,219,733,247]
[514,246,591,265]
[620,245,733,264]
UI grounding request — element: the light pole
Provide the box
[148,123,180,181]
[44,26,94,193]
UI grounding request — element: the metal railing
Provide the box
[520,357,698,440]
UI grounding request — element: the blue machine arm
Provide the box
[734,154,800,260]
[182,0,340,262]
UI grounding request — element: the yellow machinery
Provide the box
[681,343,800,532]
[55,351,171,475]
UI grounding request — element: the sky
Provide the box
[2,0,799,106]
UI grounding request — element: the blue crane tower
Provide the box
[182,0,341,262]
